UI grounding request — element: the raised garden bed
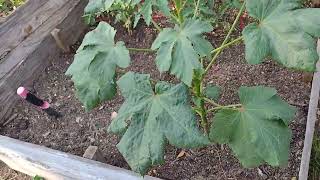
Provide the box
[0,24,316,179]
[1,0,320,179]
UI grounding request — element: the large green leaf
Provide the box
[151,19,213,86]
[109,72,209,175]
[209,86,296,167]
[66,22,130,110]
[243,0,320,71]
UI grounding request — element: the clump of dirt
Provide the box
[0,21,311,179]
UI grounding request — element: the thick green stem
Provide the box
[174,0,184,24]
[127,48,155,52]
[193,72,208,134]
[203,97,221,107]
[208,104,242,112]
[204,2,246,76]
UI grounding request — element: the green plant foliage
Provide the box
[0,0,24,15]
[108,71,209,174]
[204,85,221,101]
[151,19,213,86]
[182,0,216,22]
[67,0,320,176]
[309,135,320,179]
[33,175,45,180]
[83,0,170,29]
[243,0,320,71]
[66,22,130,110]
[83,0,114,24]
[209,86,296,167]
[222,0,242,9]
[83,0,140,28]
[84,0,115,15]
[135,0,171,26]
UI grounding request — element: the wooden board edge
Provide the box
[0,136,160,180]
[298,39,320,180]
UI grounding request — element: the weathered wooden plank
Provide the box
[0,136,159,180]
[0,0,66,60]
[0,0,46,27]
[0,0,88,123]
[299,40,320,180]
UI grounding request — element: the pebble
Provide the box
[89,137,95,143]
[257,168,267,179]
[111,112,118,119]
[43,131,51,137]
[76,117,82,123]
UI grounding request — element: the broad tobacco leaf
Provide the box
[243,0,320,71]
[151,19,213,86]
[66,22,130,110]
[109,72,209,175]
[209,86,296,167]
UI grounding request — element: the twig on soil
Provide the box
[288,101,308,107]
[2,114,18,127]
[151,19,162,32]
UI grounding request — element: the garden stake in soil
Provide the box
[17,87,62,118]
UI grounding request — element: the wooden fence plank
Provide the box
[0,136,159,180]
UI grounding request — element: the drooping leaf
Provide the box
[83,0,115,24]
[151,19,213,86]
[204,85,220,101]
[84,0,115,15]
[140,0,153,25]
[109,72,209,175]
[66,22,130,110]
[209,86,296,167]
[137,0,171,26]
[243,0,320,71]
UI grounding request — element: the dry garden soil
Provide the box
[0,21,313,179]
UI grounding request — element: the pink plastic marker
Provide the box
[17,87,62,118]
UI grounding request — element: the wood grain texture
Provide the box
[299,40,320,180]
[83,146,107,163]
[0,0,88,123]
[0,136,159,180]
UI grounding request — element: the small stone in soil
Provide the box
[257,168,267,179]
[76,117,82,123]
[99,106,104,110]
[43,131,51,137]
